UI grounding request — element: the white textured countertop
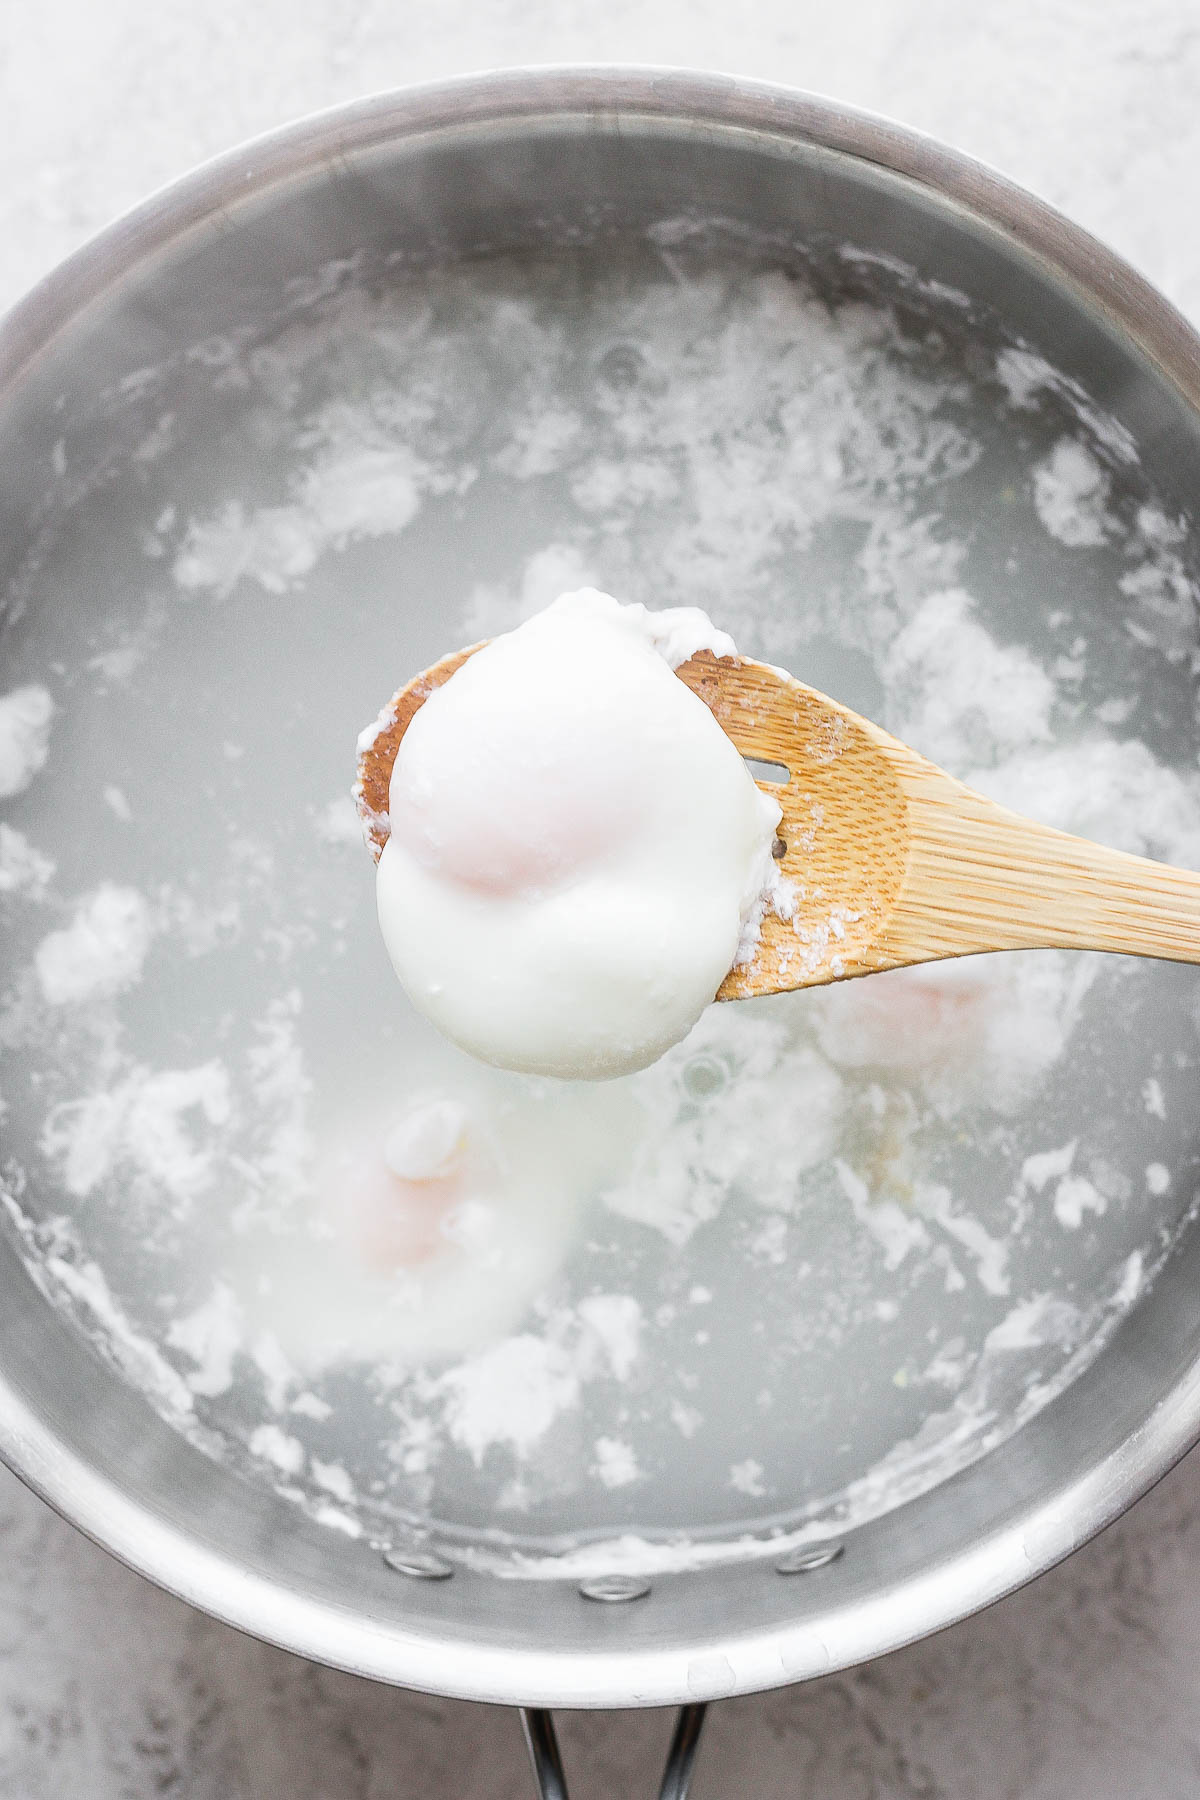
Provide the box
[4,2,1200,1794]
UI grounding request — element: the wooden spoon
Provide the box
[355,645,1200,1002]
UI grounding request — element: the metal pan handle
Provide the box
[519,1703,708,1800]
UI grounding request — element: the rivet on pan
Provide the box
[776,1542,845,1575]
[579,1573,652,1603]
[383,1546,454,1580]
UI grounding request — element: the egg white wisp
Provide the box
[372,591,781,1079]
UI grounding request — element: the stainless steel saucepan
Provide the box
[2,68,1200,1799]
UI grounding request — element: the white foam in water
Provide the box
[1032,438,1114,547]
[0,824,54,896]
[40,1061,231,1200]
[0,683,54,798]
[173,442,464,598]
[164,1282,244,1396]
[437,1335,585,1465]
[34,884,154,1006]
[592,1436,640,1489]
[1,232,1198,1570]
[1053,1175,1107,1230]
[882,589,1055,768]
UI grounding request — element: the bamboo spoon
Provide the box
[355,645,1200,1002]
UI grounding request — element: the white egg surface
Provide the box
[374,590,781,1078]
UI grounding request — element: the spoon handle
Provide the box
[887,765,1200,967]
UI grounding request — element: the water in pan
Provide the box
[1,224,1199,1567]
